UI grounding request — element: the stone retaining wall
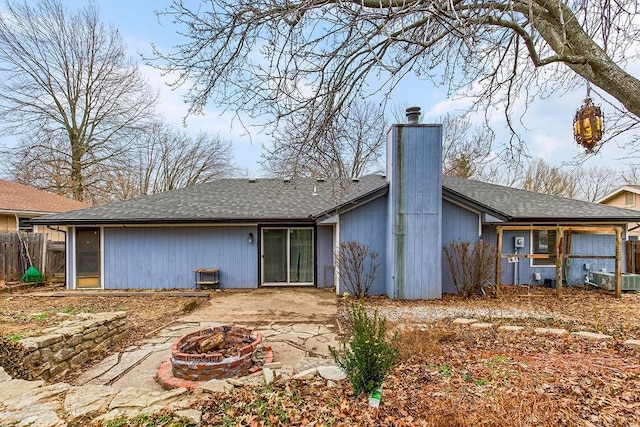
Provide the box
[1,311,128,381]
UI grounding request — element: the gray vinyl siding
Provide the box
[441,200,481,294]
[316,224,335,288]
[386,125,442,299]
[103,226,258,289]
[339,196,387,295]
[485,225,626,286]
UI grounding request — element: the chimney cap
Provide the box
[406,106,421,124]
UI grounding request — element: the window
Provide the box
[531,229,556,266]
[625,192,635,206]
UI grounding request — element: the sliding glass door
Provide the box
[262,228,314,286]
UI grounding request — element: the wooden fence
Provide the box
[0,232,65,282]
[626,241,640,274]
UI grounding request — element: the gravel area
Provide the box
[373,304,561,323]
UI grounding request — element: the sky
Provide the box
[52,1,639,178]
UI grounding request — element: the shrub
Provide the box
[330,301,398,396]
[338,241,380,298]
[443,239,497,297]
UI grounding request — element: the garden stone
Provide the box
[175,409,202,425]
[452,318,478,325]
[263,367,275,385]
[623,339,640,349]
[470,322,493,329]
[571,331,612,340]
[294,356,329,373]
[64,384,118,420]
[199,379,233,393]
[317,365,346,381]
[498,325,525,332]
[292,368,317,380]
[0,366,12,382]
[534,327,568,335]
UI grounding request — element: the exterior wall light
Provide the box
[573,86,603,153]
[247,232,254,244]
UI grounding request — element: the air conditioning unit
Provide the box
[591,272,640,291]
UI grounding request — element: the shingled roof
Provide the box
[0,179,88,214]
[31,174,640,225]
[443,176,640,222]
[31,175,388,225]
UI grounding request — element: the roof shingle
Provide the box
[0,179,88,214]
[31,174,640,225]
[32,175,388,224]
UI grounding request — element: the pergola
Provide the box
[495,225,624,299]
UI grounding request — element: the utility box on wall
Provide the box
[514,236,525,249]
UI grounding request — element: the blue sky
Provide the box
[58,0,636,177]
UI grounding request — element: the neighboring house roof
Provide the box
[443,176,640,222]
[595,185,640,204]
[31,174,640,225]
[31,175,389,225]
[0,179,88,215]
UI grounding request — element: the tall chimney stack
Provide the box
[386,107,443,299]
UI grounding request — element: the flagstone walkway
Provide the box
[0,319,341,426]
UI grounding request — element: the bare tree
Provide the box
[151,0,640,156]
[0,0,157,202]
[262,100,385,178]
[574,165,621,202]
[520,158,577,198]
[622,165,640,185]
[104,120,237,202]
[441,114,496,179]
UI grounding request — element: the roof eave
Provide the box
[595,185,640,204]
[442,188,511,221]
[497,217,640,224]
[28,217,318,226]
[311,185,389,221]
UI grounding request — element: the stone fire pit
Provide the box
[157,325,273,389]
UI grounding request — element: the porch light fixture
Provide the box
[247,232,254,244]
[573,85,603,153]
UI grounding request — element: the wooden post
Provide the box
[555,226,563,299]
[496,227,503,298]
[615,227,622,299]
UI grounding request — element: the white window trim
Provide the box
[529,229,556,268]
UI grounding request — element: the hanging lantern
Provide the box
[573,94,603,153]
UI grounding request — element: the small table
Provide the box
[194,268,220,289]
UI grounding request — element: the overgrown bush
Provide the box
[330,301,398,396]
[338,241,380,298]
[443,239,497,297]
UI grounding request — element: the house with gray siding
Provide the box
[32,111,640,298]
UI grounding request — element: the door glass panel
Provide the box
[290,229,313,283]
[76,228,100,288]
[263,229,287,283]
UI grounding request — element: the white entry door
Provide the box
[262,228,314,286]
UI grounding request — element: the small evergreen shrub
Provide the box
[330,301,399,396]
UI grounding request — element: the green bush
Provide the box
[330,301,398,396]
